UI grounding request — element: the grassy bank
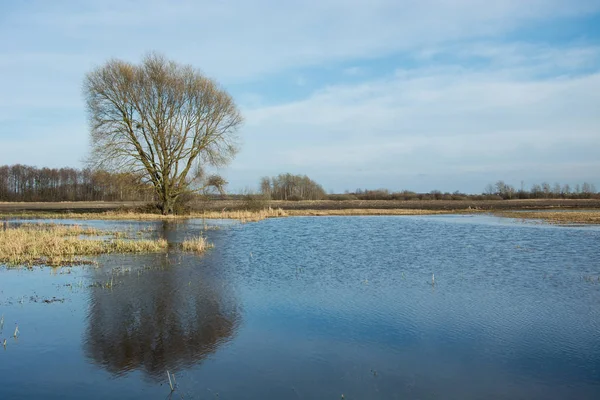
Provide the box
[0,208,288,222]
[266,198,600,211]
[285,209,454,216]
[494,210,600,225]
[0,207,462,222]
[3,198,600,215]
[3,200,600,224]
[0,223,168,266]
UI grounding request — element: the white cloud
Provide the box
[228,44,600,191]
[3,0,599,80]
[1,0,599,192]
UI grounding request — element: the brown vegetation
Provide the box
[285,209,452,216]
[0,201,145,213]
[265,199,600,211]
[494,210,600,225]
[181,236,213,253]
[0,207,288,222]
[3,199,600,219]
[0,223,167,266]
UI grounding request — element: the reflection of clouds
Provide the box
[84,254,239,379]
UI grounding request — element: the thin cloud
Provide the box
[0,0,599,192]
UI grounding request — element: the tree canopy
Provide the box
[84,53,243,214]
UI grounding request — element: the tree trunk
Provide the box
[159,193,176,215]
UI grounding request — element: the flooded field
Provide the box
[1,215,599,399]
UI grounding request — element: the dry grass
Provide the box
[0,207,463,223]
[285,209,455,216]
[5,200,600,222]
[205,207,288,222]
[15,222,103,236]
[0,207,288,222]
[0,224,167,266]
[4,198,600,214]
[495,210,600,225]
[181,236,213,253]
[256,198,600,211]
[0,207,450,221]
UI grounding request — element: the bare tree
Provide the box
[84,53,243,214]
[259,177,272,200]
[484,183,496,196]
[552,182,562,197]
[260,173,326,201]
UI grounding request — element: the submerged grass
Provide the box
[14,222,104,236]
[181,235,213,253]
[495,210,600,225]
[0,224,167,267]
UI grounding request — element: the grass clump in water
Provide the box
[181,236,213,253]
[0,223,167,267]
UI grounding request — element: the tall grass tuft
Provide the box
[181,236,213,253]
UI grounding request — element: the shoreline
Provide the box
[1,207,600,225]
[2,198,600,213]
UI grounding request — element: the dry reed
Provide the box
[14,222,103,236]
[181,236,213,253]
[0,207,288,222]
[285,209,453,216]
[495,211,600,225]
[0,224,167,266]
[0,207,460,222]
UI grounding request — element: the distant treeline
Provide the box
[251,174,599,202]
[483,180,597,200]
[2,164,598,203]
[327,189,480,201]
[0,164,154,202]
[328,182,598,201]
[259,173,326,200]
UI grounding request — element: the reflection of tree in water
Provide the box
[84,253,239,379]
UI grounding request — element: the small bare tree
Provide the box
[84,53,243,214]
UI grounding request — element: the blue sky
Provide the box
[1,0,599,193]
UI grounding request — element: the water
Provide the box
[1,215,599,399]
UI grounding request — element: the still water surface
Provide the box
[1,215,599,399]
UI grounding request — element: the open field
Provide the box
[2,198,600,214]
[284,208,452,216]
[0,201,145,213]
[266,199,600,211]
[0,207,466,221]
[494,210,600,225]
